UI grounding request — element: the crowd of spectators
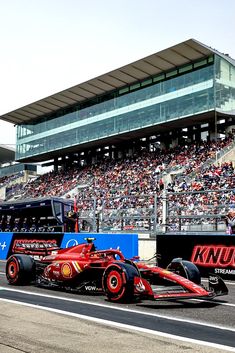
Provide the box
[0,134,234,232]
[166,161,235,231]
[0,171,23,188]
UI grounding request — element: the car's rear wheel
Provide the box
[6,254,35,285]
[102,263,138,302]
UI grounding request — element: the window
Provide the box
[166,70,177,78]
[119,87,129,95]
[130,83,141,91]
[153,73,165,82]
[208,55,214,63]
[141,78,152,87]
[179,64,193,73]
[194,59,207,68]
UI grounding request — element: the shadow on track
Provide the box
[135,300,221,310]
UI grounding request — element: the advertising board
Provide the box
[0,232,138,260]
[157,233,235,280]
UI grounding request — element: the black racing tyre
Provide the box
[182,260,201,285]
[167,258,201,285]
[6,254,35,285]
[102,262,139,303]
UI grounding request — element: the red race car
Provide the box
[5,238,228,303]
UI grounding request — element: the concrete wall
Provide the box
[138,236,156,260]
[219,147,235,166]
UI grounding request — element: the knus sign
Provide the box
[157,233,235,281]
[191,245,235,267]
[191,245,235,277]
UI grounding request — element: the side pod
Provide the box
[208,274,228,296]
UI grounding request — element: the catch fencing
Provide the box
[76,188,232,234]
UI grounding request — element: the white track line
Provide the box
[0,272,235,308]
[0,298,234,352]
[191,298,235,307]
[0,286,235,332]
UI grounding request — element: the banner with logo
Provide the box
[61,233,138,259]
[0,232,14,259]
[0,232,138,260]
[157,233,235,280]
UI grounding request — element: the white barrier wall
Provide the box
[138,236,156,260]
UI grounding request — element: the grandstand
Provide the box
[0,145,15,165]
[0,144,37,201]
[0,38,235,234]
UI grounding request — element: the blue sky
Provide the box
[0,0,235,146]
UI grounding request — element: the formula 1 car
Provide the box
[5,238,228,303]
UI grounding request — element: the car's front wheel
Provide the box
[102,262,139,302]
[167,258,201,285]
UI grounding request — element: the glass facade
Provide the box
[16,54,234,161]
[215,56,235,112]
[0,163,36,177]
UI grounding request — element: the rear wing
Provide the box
[12,239,60,256]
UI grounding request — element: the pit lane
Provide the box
[0,261,235,352]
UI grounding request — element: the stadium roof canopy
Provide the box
[1,38,234,126]
[0,145,15,164]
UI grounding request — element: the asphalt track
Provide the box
[0,261,235,352]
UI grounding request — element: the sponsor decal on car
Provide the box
[52,271,60,278]
[61,263,72,278]
[134,277,146,292]
[84,285,97,291]
[208,275,219,285]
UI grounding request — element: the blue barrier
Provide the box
[0,232,14,260]
[61,233,138,259]
[0,232,138,260]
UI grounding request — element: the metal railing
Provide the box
[75,187,234,235]
[76,194,159,235]
[163,188,235,233]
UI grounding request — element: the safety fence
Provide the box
[75,188,234,235]
[76,194,157,234]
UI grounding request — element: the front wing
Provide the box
[134,268,228,301]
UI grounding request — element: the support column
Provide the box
[54,157,58,172]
